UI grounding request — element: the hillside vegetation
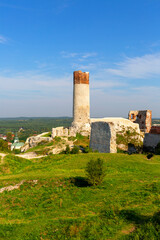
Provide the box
[0,153,160,239]
[0,117,72,141]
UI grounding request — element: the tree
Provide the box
[86,158,106,186]
[0,139,9,152]
[6,132,13,142]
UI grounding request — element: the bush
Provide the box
[70,146,79,154]
[83,146,92,153]
[0,139,9,152]
[85,158,106,186]
[13,149,21,154]
[65,145,70,154]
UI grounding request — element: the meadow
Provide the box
[0,153,160,239]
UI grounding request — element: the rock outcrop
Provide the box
[21,133,52,152]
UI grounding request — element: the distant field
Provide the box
[152,118,160,125]
[0,153,160,239]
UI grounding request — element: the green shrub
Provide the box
[41,132,51,137]
[14,149,21,154]
[83,146,92,153]
[85,158,106,186]
[70,146,79,154]
[54,136,61,142]
[0,139,9,152]
[65,145,70,154]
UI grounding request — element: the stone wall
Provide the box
[143,133,160,152]
[91,117,141,134]
[150,125,160,134]
[128,110,152,133]
[90,121,117,153]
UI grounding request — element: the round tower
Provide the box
[72,70,90,128]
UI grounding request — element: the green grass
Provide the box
[40,132,51,137]
[0,153,160,239]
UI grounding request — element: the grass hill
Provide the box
[0,153,160,239]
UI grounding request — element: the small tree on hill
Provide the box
[65,145,70,154]
[0,139,9,152]
[6,132,13,142]
[86,158,106,186]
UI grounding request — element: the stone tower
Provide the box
[72,70,90,129]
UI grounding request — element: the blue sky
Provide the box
[1,0,160,117]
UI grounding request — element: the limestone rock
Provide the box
[21,134,52,152]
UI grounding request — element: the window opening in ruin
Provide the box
[131,114,134,119]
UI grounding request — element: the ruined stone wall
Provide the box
[72,71,90,129]
[51,127,76,138]
[143,133,160,151]
[91,117,141,134]
[90,121,117,153]
[150,125,160,134]
[128,110,152,133]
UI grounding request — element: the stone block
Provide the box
[143,133,160,152]
[63,128,69,136]
[89,121,117,153]
[52,128,57,138]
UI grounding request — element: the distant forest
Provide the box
[0,117,72,141]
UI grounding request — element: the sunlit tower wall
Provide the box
[72,70,90,128]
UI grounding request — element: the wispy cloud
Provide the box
[0,35,7,44]
[60,51,78,58]
[106,53,160,79]
[0,71,72,95]
[91,80,126,89]
[61,51,97,60]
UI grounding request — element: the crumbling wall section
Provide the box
[150,125,160,134]
[128,110,152,133]
[143,133,160,152]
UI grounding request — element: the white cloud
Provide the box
[81,52,97,59]
[0,71,72,95]
[0,35,7,44]
[61,51,97,60]
[60,51,78,58]
[91,80,126,89]
[106,53,160,79]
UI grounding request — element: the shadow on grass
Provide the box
[69,176,91,187]
[118,209,160,239]
[119,209,149,224]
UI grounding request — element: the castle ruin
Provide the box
[128,110,152,133]
[22,69,160,153]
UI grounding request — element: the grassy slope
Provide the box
[0,153,160,239]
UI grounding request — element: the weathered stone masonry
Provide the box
[129,110,152,133]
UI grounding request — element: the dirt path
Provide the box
[16,152,44,159]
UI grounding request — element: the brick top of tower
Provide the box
[73,70,89,84]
